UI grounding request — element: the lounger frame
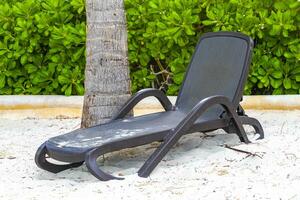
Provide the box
[35,32,264,181]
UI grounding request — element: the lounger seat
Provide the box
[46,110,222,162]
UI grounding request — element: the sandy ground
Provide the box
[0,110,299,200]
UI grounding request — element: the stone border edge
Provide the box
[0,95,299,119]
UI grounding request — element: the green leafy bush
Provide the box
[126,0,202,93]
[0,0,85,95]
[0,0,299,95]
[125,0,300,95]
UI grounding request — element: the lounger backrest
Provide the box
[176,32,253,117]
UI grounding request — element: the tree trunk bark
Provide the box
[82,0,131,128]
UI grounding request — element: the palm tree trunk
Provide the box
[82,0,131,128]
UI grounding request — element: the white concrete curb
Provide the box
[0,95,299,119]
[0,95,83,109]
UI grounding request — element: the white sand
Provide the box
[0,110,299,200]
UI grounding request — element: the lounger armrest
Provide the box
[112,88,174,120]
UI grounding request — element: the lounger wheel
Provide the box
[85,147,124,181]
[35,143,84,173]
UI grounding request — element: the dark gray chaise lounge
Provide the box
[35,32,264,181]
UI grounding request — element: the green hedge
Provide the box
[0,0,85,95]
[0,0,299,95]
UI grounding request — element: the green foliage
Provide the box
[125,0,300,95]
[126,0,201,93]
[0,0,85,95]
[0,0,299,95]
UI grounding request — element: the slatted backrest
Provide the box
[175,32,253,117]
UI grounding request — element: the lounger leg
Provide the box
[222,104,246,133]
[137,131,181,178]
[227,112,251,143]
[223,116,264,140]
[239,116,264,139]
[35,143,84,173]
[85,147,124,181]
